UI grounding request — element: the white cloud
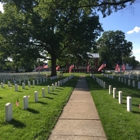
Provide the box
[0,3,4,13]
[133,49,140,54]
[127,26,140,34]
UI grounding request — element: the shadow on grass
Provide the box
[27,108,39,114]
[45,97,54,100]
[24,88,29,90]
[0,97,3,99]
[50,92,58,95]
[37,101,48,105]
[56,87,64,90]
[9,119,26,128]
[54,89,61,92]
[132,110,140,114]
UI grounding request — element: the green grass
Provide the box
[0,74,78,140]
[2,72,140,140]
[86,74,140,140]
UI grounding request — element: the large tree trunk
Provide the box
[51,55,57,76]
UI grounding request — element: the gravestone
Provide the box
[23,96,28,110]
[42,88,45,97]
[5,103,12,122]
[118,91,122,104]
[113,88,116,98]
[127,96,132,112]
[34,91,38,102]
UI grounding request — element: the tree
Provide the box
[123,56,139,69]
[0,1,103,75]
[97,30,133,68]
[0,0,137,75]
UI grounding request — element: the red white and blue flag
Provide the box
[115,62,120,72]
[36,63,48,71]
[43,63,48,69]
[69,64,74,73]
[98,62,106,71]
[56,65,60,71]
[122,63,125,72]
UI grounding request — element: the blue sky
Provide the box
[98,2,140,61]
[0,2,140,61]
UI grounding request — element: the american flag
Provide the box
[16,99,19,106]
[56,65,60,71]
[87,65,90,73]
[36,63,48,71]
[69,64,74,73]
[98,62,106,71]
[122,64,125,72]
[43,63,48,69]
[115,63,120,72]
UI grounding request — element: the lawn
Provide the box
[1,72,140,140]
[0,73,78,140]
[86,74,140,140]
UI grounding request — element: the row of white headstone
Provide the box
[0,73,62,86]
[103,73,140,89]
[90,74,132,112]
[0,73,47,83]
[91,74,106,89]
[108,85,132,112]
[0,75,62,89]
[4,74,74,122]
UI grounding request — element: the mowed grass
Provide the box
[86,74,140,140]
[0,74,78,140]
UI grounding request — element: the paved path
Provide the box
[48,76,107,140]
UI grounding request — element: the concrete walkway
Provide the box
[48,76,107,140]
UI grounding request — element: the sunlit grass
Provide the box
[86,75,140,140]
[0,74,78,140]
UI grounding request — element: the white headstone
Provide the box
[52,84,54,91]
[42,88,45,97]
[118,91,122,104]
[34,91,38,102]
[8,81,11,87]
[103,82,106,89]
[109,85,112,94]
[55,82,57,88]
[15,84,18,91]
[1,82,4,88]
[132,80,135,87]
[48,85,50,94]
[113,88,116,98]
[58,81,60,87]
[28,81,30,87]
[127,96,132,112]
[138,82,140,89]
[23,96,28,110]
[22,83,25,89]
[5,103,12,122]
[33,80,35,86]
[128,79,130,86]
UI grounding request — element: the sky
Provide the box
[98,2,140,62]
[0,2,140,61]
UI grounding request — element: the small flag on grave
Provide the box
[16,99,19,106]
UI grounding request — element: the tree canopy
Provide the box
[0,0,138,74]
[0,0,103,75]
[97,30,133,68]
